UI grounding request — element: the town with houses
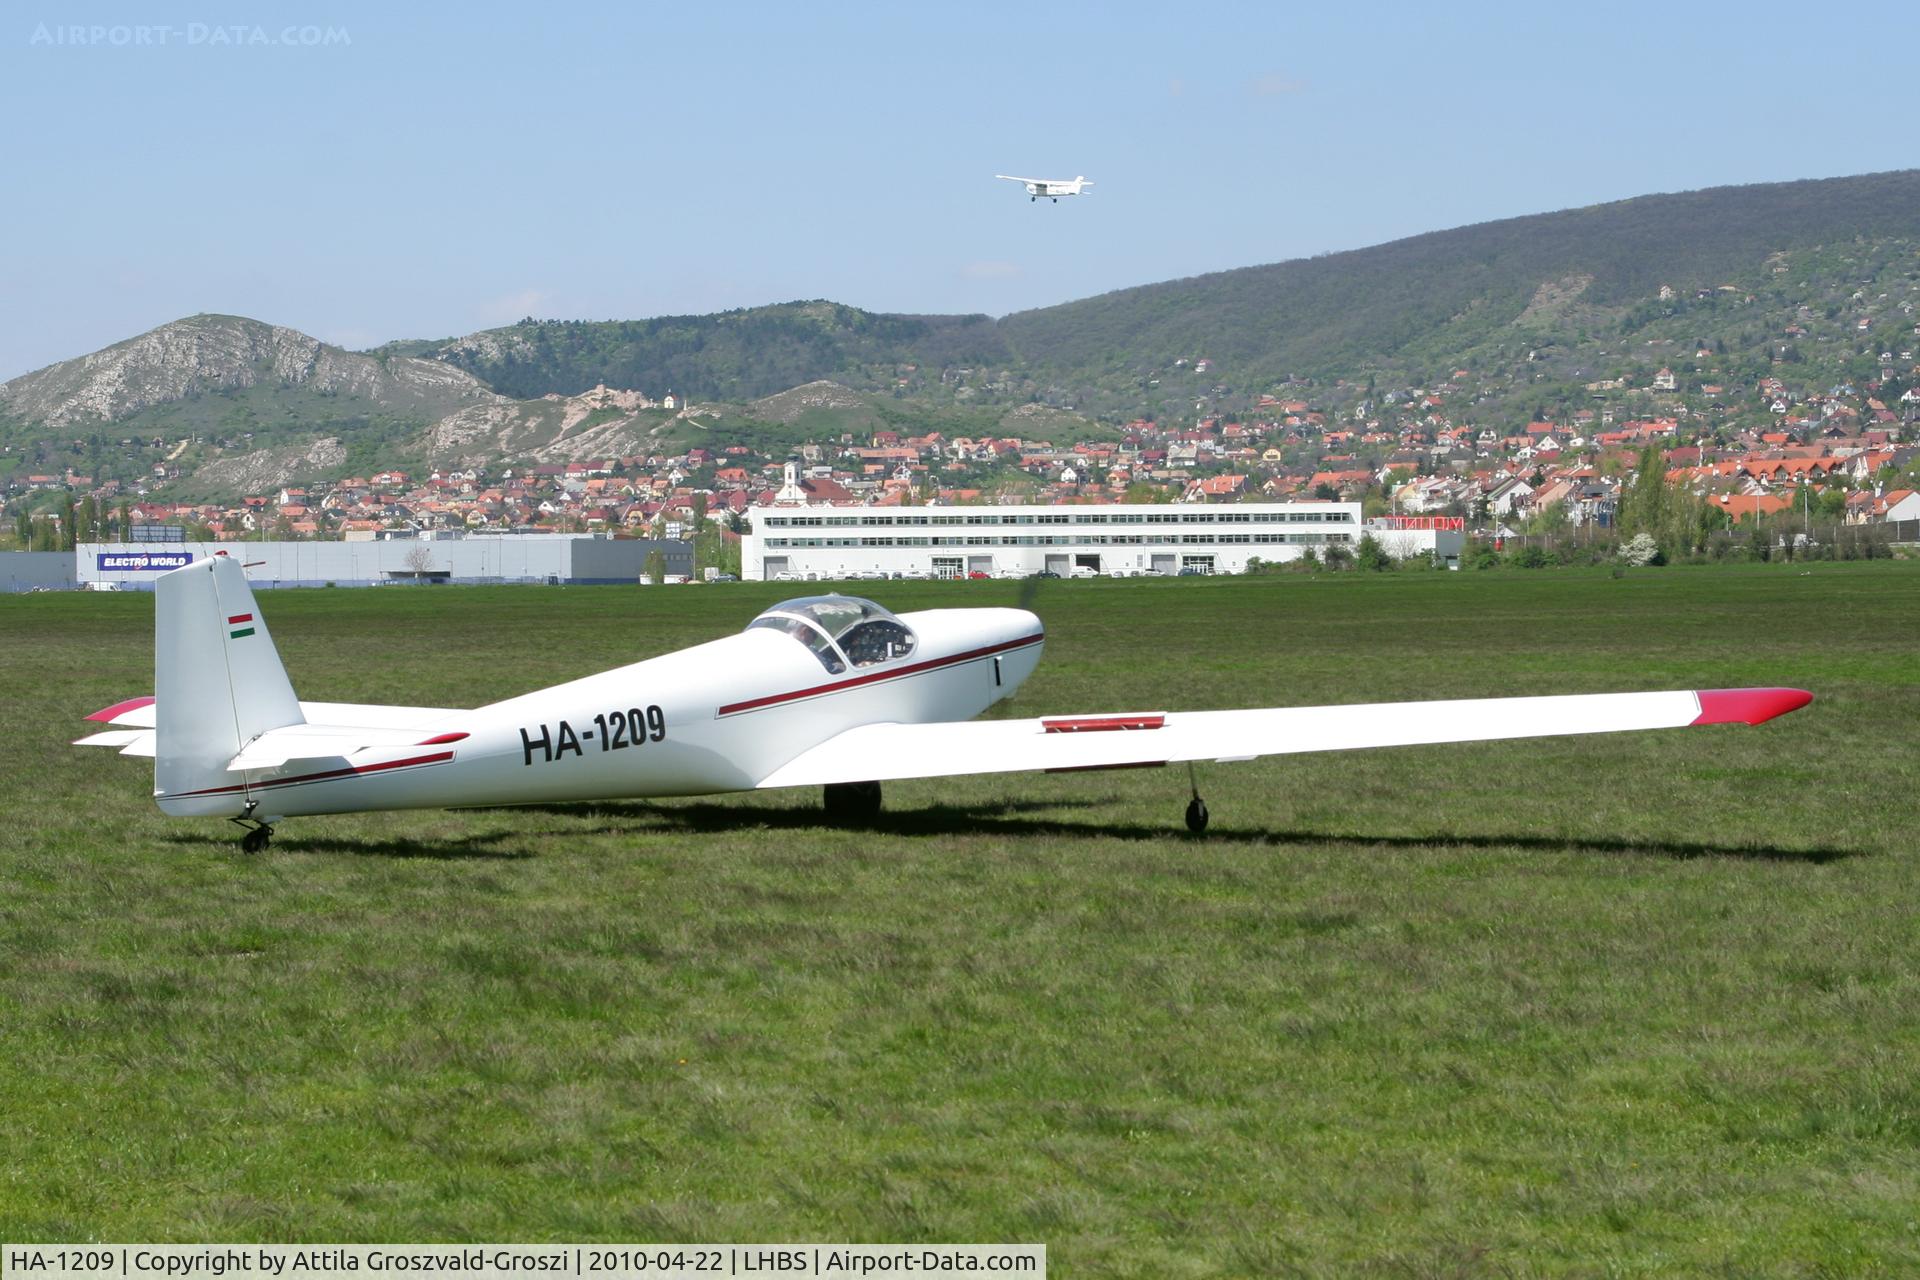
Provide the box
[8,355,1920,563]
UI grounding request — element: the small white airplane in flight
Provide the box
[78,556,1811,852]
[996,173,1093,202]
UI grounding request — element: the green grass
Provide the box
[4,563,1918,1275]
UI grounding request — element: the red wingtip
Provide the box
[1692,688,1813,727]
[86,695,156,723]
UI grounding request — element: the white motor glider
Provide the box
[996,174,1093,202]
[77,555,1812,852]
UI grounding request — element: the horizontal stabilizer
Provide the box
[85,696,459,731]
[226,723,459,771]
[85,696,157,727]
[74,728,158,757]
[79,695,464,769]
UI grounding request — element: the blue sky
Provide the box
[1,0,1914,380]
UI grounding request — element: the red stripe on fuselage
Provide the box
[167,750,457,799]
[226,613,253,625]
[718,632,1044,717]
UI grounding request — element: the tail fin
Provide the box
[155,555,304,812]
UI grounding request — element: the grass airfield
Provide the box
[2,563,1917,1276]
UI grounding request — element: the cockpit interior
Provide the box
[746,596,918,674]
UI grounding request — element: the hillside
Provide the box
[414,301,1008,402]
[394,170,1920,409]
[4,168,1918,499]
[0,315,510,494]
[0,313,499,430]
[996,170,1920,404]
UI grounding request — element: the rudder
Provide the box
[154,555,304,814]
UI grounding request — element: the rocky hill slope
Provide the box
[0,313,500,429]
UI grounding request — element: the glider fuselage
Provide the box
[159,606,1044,820]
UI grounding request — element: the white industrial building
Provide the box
[76,534,692,589]
[744,500,1366,580]
[1363,516,1467,569]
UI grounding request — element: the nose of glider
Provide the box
[991,608,1045,702]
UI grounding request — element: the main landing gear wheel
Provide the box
[823,780,883,823]
[1184,761,1209,834]
[1185,797,1210,834]
[239,824,274,854]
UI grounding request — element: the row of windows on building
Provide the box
[761,532,1355,549]
[759,510,1355,529]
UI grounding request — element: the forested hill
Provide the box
[389,302,1008,402]
[401,169,1920,403]
[994,168,1920,386]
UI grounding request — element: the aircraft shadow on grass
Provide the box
[157,799,1856,864]
[162,830,533,861]
[459,797,1858,865]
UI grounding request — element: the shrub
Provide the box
[1355,534,1392,572]
[1620,532,1665,566]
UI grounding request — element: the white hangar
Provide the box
[744,500,1366,580]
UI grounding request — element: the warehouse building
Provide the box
[1363,516,1467,569]
[75,534,692,589]
[744,500,1365,580]
[0,551,78,593]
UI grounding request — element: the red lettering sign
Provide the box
[1372,516,1464,531]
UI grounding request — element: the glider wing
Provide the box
[756,688,1811,789]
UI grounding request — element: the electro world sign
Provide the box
[97,551,196,572]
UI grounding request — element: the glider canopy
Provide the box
[747,595,918,673]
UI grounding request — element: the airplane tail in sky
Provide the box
[154,554,305,810]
